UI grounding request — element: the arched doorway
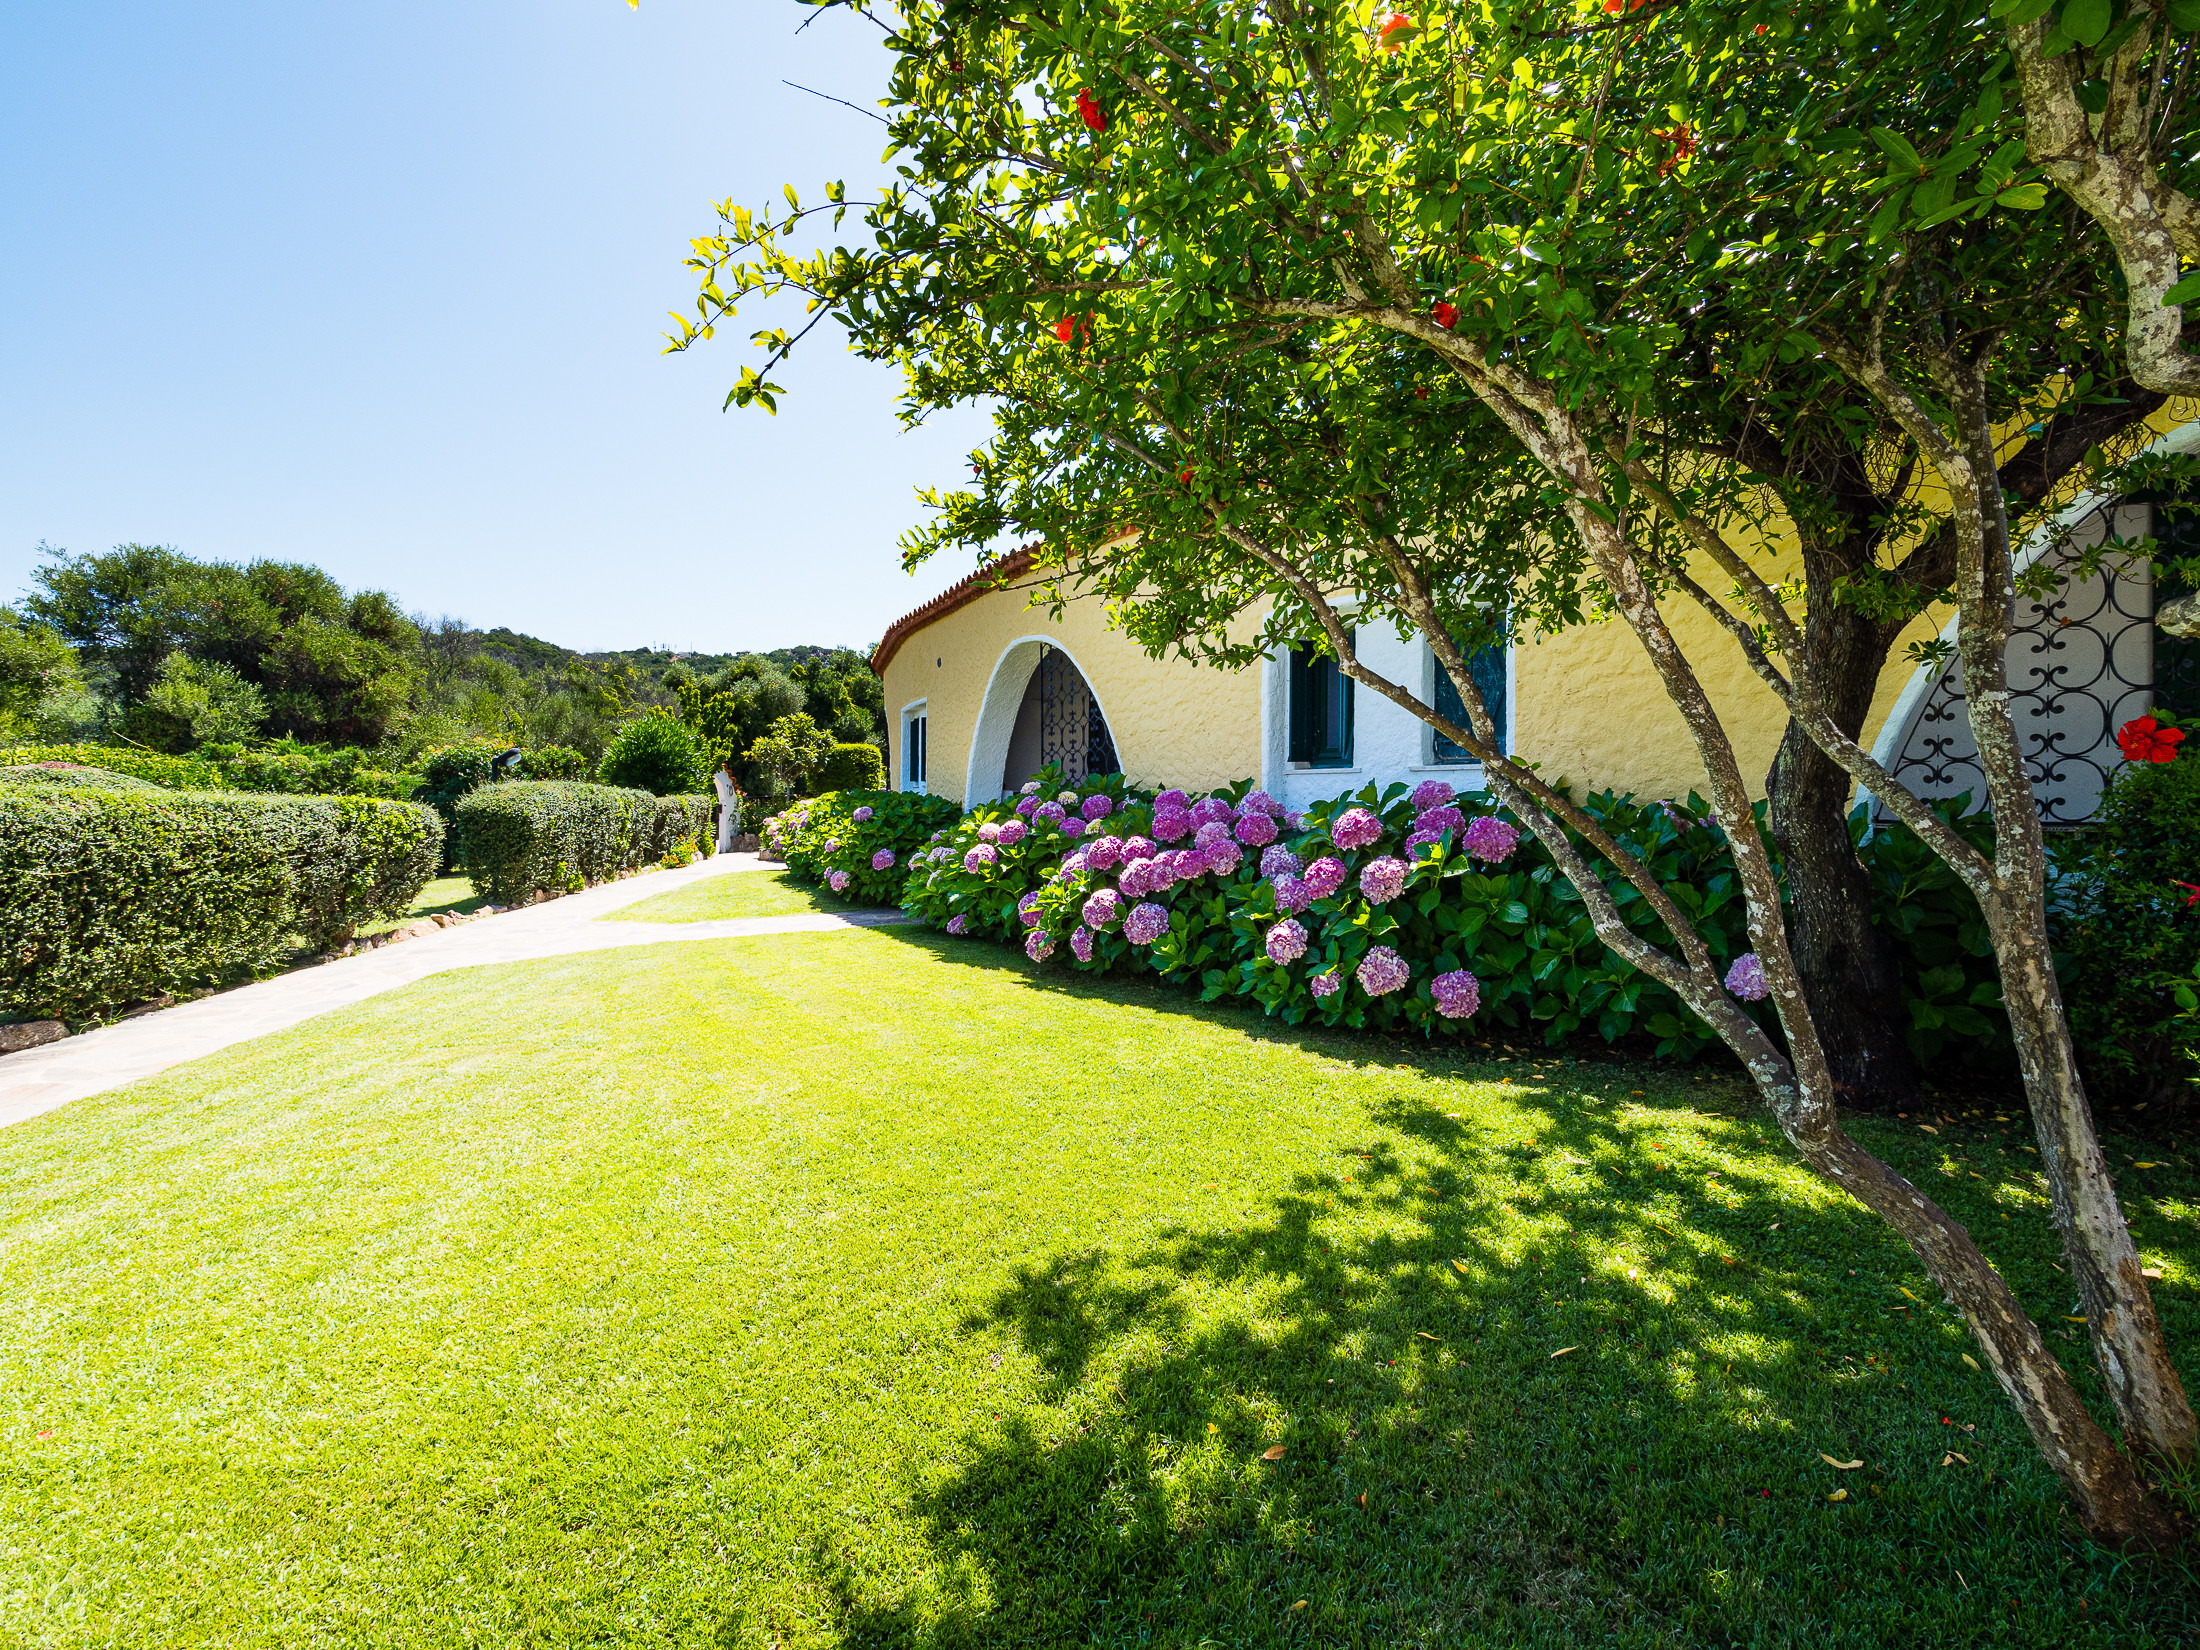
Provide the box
[965,638,1120,800]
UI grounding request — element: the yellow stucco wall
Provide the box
[881,581,1262,806]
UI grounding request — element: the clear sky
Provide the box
[0,1,994,655]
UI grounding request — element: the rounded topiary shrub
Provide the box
[815,742,885,793]
[598,711,711,797]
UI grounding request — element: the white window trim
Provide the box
[899,698,929,795]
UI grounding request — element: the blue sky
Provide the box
[0,1,993,654]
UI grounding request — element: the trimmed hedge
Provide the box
[0,787,444,1021]
[774,789,960,903]
[0,743,222,790]
[0,763,163,794]
[451,781,712,905]
[815,742,886,793]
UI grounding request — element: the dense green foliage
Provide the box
[0,785,442,1020]
[815,741,885,793]
[0,763,162,795]
[775,789,962,904]
[449,781,711,905]
[0,931,2188,1645]
[598,710,712,797]
[0,742,222,790]
[743,712,836,801]
[118,651,267,752]
[0,605,80,742]
[2057,751,2200,1105]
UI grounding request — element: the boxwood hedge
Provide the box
[0,786,443,1022]
[451,782,712,906]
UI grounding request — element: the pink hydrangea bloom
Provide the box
[1016,797,1039,816]
[1026,929,1055,962]
[1061,817,1087,838]
[1271,873,1312,915]
[977,822,1002,843]
[1085,835,1123,871]
[1083,888,1122,927]
[1070,925,1095,962]
[1203,840,1244,877]
[1414,804,1465,836]
[1265,919,1309,963]
[1410,779,1456,811]
[1331,807,1383,850]
[852,805,874,822]
[1154,789,1190,812]
[1406,829,1445,853]
[1062,851,1089,875]
[1124,902,1170,945]
[1018,892,1043,927]
[828,870,851,892]
[1259,845,1299,880]
[825,838,841,853]
[1432,969,1482,1019]
[1234,810,1278,847]
[945,914,968,935]
[1309,970,1343,999]
[1081,794,1114,820]
[1151,807,1193,843]
[1195,820,1234,850]
[1303,856,1347,899]
[1357,946,1410,996]
[1359,857,1409,904]
[963,845,998,872]
[1123,835,1156,860]
[998,818,1029,846]
[1120,858,1154,898]
[1239,789,1283,817]
[1461,816,1521,864]
[1283,810,1306,830]
[1036,801,1067,824]
[1726,953,1770,1001]
[871,848,896,871]
[1189,796,1235,828]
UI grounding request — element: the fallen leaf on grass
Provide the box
[1357,1492,1367,1508]
[1900,1286,1922,1302]
[1452,1259,1470,1274]
[1261,1445,1287,1461]
[1919,1124,1939,1134]
[1415,1331,1440,1341]
[1961,1354,1981,1371]
[1551,1345,1579,1359]
[1207,1422,1218,1434]
[2135,1161,2160,1169]
[1820,1454,1863,1470]
[1290,1600,1308,1611]
[1940,1450,1971,1467]
[2066,1314,2088,1322]
[1828,1488,1848,1501]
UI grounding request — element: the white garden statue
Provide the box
[713,764,738,855]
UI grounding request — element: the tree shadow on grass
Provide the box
[826,931,2200,1648]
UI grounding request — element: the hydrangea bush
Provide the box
[775,789,960,904]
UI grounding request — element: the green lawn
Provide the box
[2,928,2195,1647]
[606,865,893,922]
[356,873,486,936]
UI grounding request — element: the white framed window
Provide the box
[1428,634,1509,767]
[900,700,929,794]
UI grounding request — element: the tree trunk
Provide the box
[1765,595,1918,1114]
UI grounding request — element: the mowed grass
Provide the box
[357,874,486,936]
[605,865,888,922]
[1,930,2196,1648]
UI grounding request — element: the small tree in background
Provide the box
[598,709,711,796]
[745,713,835,801]
[120,651,266,752]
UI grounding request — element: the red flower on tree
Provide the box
[2118,715,2186,764]
[1378,14,1417,51]
[1178,465,1196,485]
[1053,313,1094,346]
[2173,880,2200,909]
[1432,300,1458,329]
[1075,89,1108,133]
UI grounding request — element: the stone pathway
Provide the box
[0,853,910,1130]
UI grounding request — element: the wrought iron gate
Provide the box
[1034,648,1119,783]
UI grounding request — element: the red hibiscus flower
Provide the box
[1075,89,1108,133]
[1378,13,1417,50]
[1432,300,1458,329]
[2173,880,2200,909]
[1178,465,1196,485]
[2118,715,2187,763]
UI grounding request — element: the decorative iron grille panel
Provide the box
[1874,502,2154,827]
[1034,649,1119,783]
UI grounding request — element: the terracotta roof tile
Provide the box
[869,545,1040,675]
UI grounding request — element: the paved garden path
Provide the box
[0,853,909,1129]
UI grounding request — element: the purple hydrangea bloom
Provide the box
[1189,796,1235,829]
[1081,794,1114,820]
[1309,970,1343,999]
[1061,817,1087,839]
[871,848,896,871]
[1058,791,1080,807]
[1265,919,1309,963]
[1026,928,1055,962]
[1303,856,1348,899]
[1062,851,1090,875]
[1016,797,1039,817]
[929,830,945,843]
[1036,801,1067,824]
[998,818,1029,846]
[1410,779,1457,811]
[1154,789,1189,812]
[945,914,968,935]
[1085,836,1124,871]
[1461,816,1521,864]
[1233,810,1278,847]
[1202,840,1244,877]
[825,838,841,853]
[1239,789,1283,817]
[1359,856,1409,904]
[853,806,875,822]
[963,845,998,873]
[828,870,851,892]
[1124,902,1170,945]
[1119,858,1153,898]
[1195,820,1233,850]
[1123,835,1156,860]
[1070,925,1095,963]
[1271,873,1312,915]
[1726,953,1770,1001]
[1331,807,1383,850]
[1284,810,1306,831]
[1357,945,1410,996]
[1260,845,1300,880]
[1414,804,1465,836]
[1406,829,1446,853]
[977,822,1002,844]
[1151,807,1193,843]
[1083,887,1122,928]
[1432,969,1482,1019]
